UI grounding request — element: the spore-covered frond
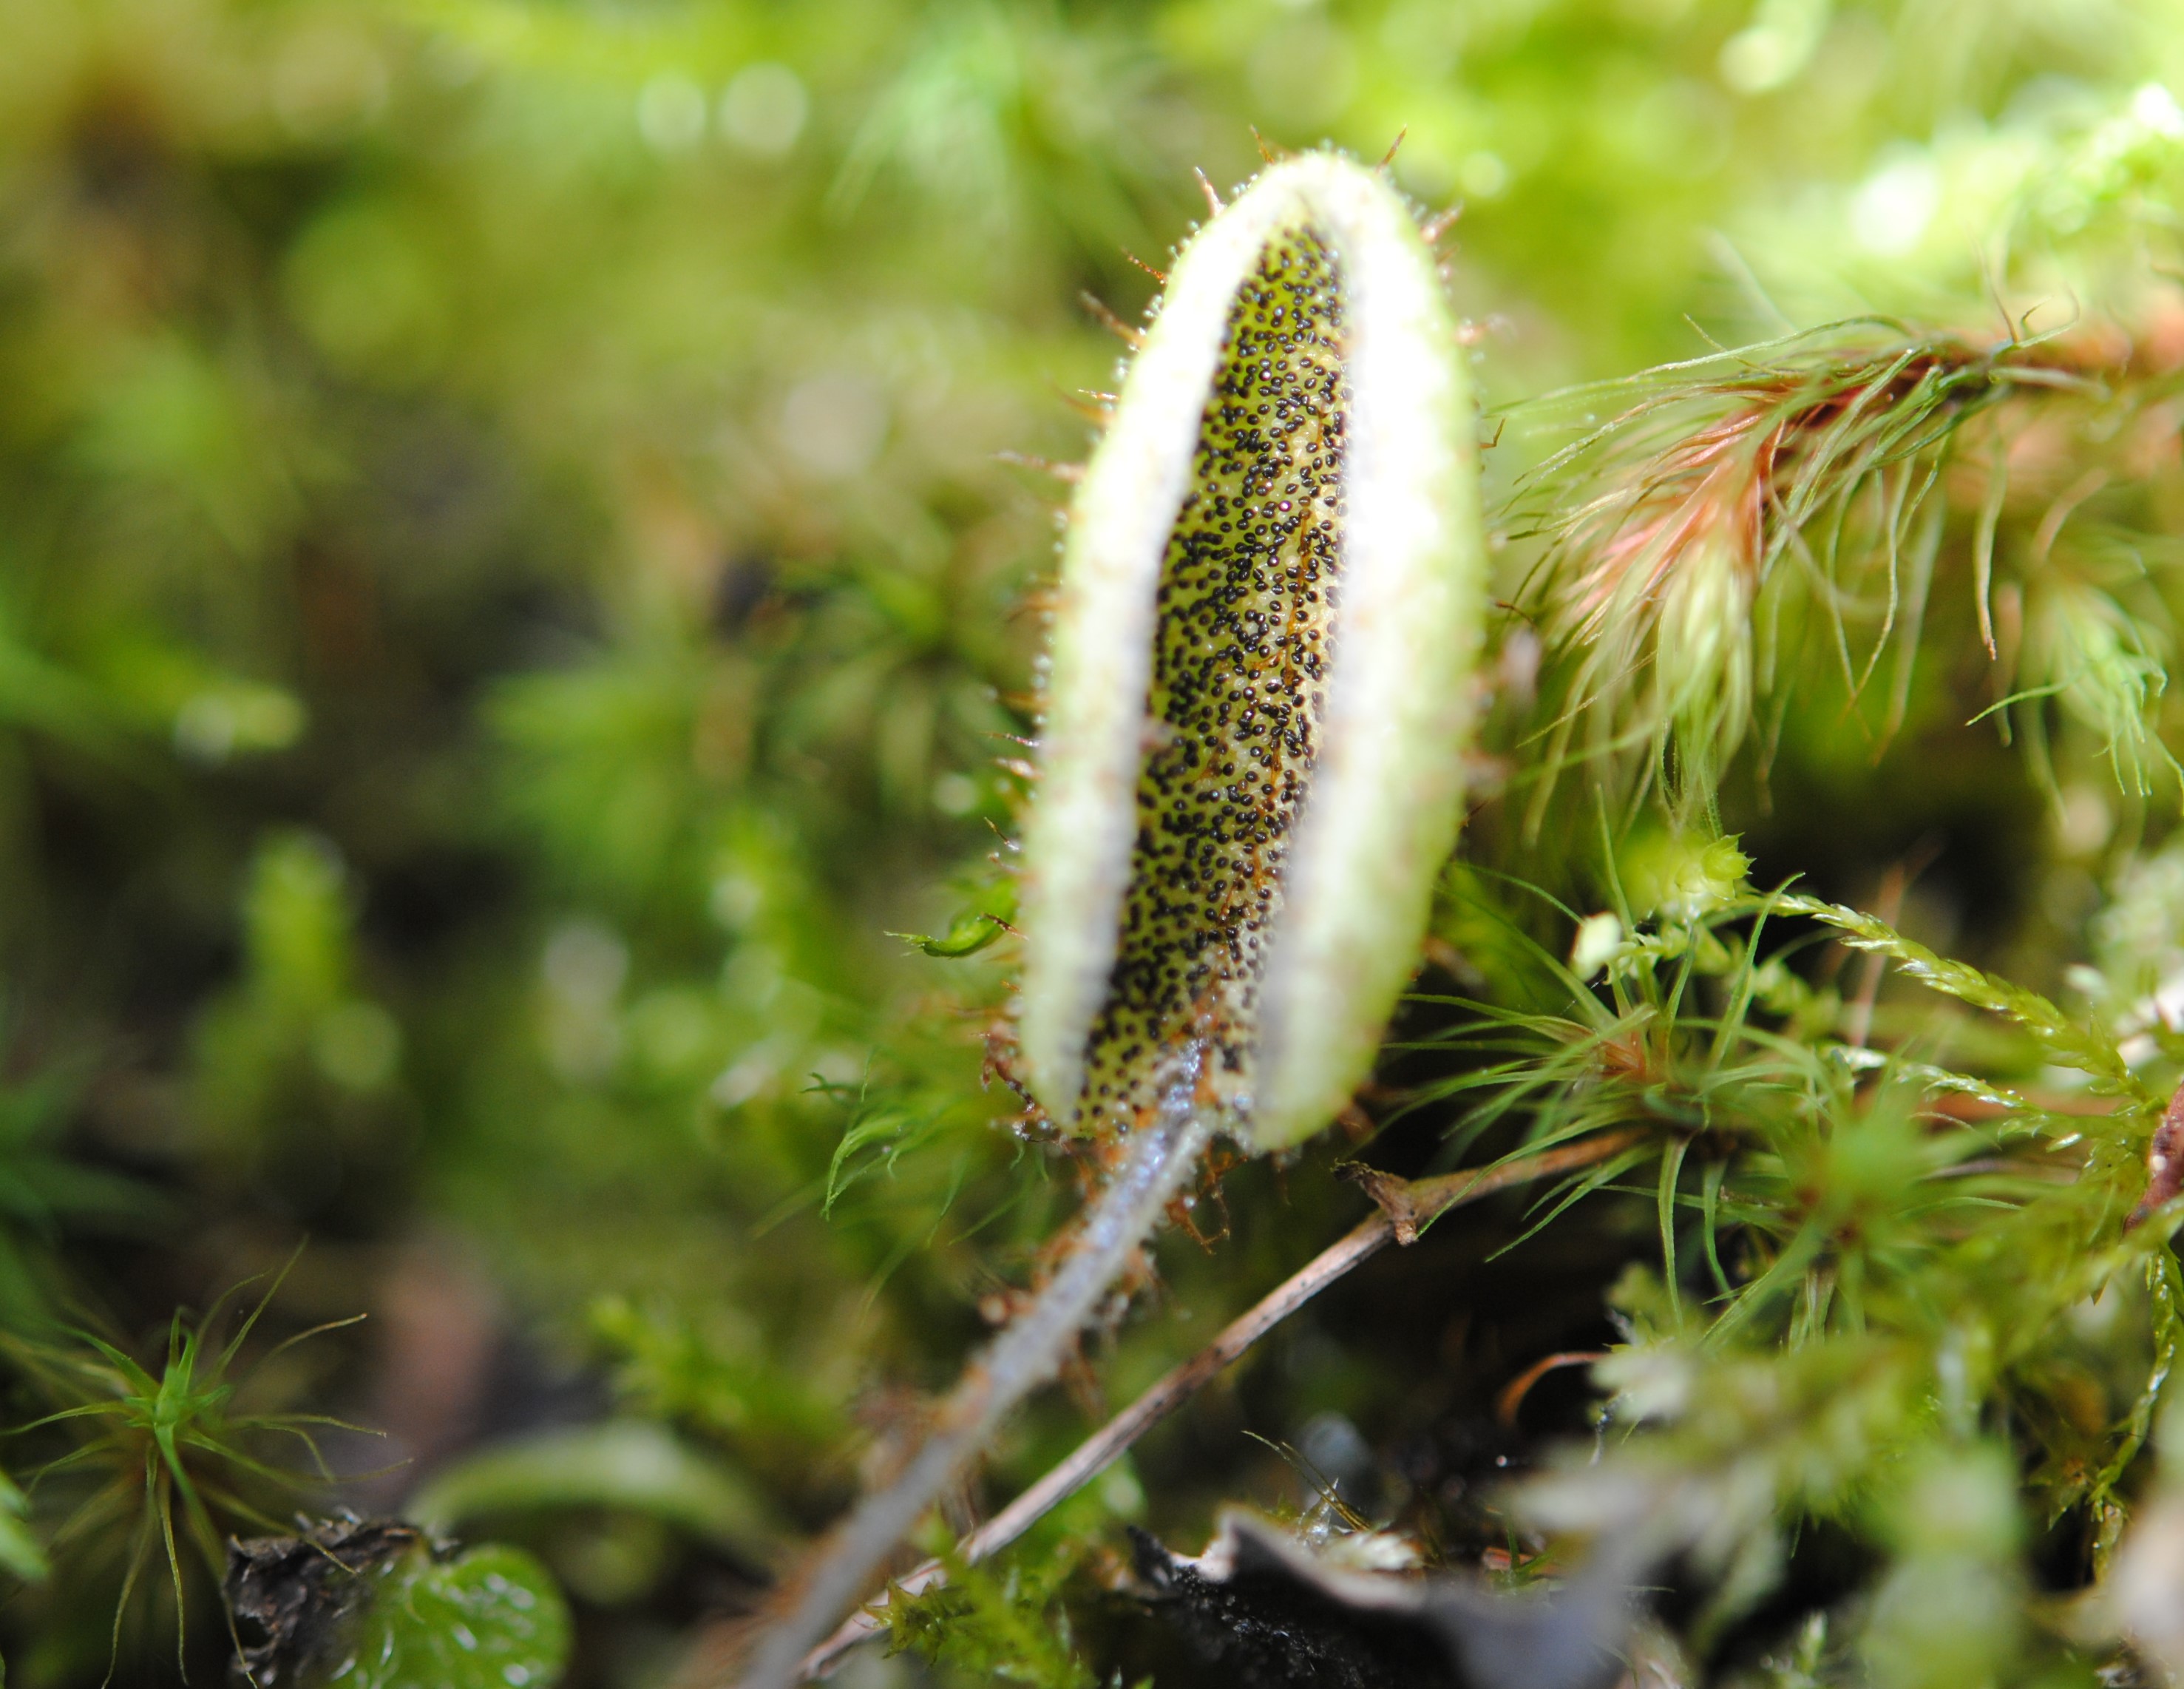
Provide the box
[1020,152,1483,1154]
[739,155,1486,1689]
[1068,225,1351,1143]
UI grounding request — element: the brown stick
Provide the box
[2126,1079,2184,1231]
[1845,862,1908,1050]
[1493,1350,1609,1428]
[792,1128,1647,1681]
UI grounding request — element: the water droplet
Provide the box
[453,1624,479,1651]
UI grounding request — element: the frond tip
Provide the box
[1017,152,1486,1153]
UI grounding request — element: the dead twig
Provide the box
[1495,1350,1610,1428]
[790,1127,1647,1681]
[2127,1080,2184,1230]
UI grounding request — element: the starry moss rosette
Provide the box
[1020,151,1485,1153]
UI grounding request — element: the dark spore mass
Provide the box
[1077,224,1349,1133]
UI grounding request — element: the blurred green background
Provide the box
[3,0,2183,1682]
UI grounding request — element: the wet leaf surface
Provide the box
[226,1518,569,1689]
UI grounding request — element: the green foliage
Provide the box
[889,913,1011,960]
[407,1419,777,1560]
[248,1534,574,1689]
[0,1065,151,1325]
[195,831,404,1139]
[330,1543,569,1689]
[1776,890,2157,1106]
[2,1267,357,1665]
[1485,876,2181,1672]
[2,0,2184,1682]
[1861,1444,2026,1689]
[0,1468,50,1588]
[587,1294,847,1468]
[884,1540,1098,1689]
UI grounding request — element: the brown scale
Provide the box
[1075,225,1349,1136]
